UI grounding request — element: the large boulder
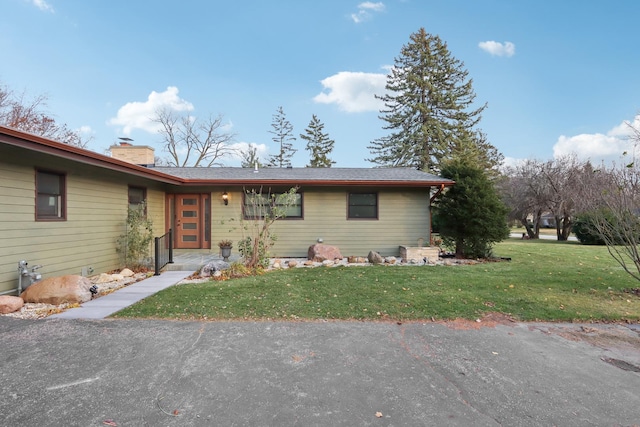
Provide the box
[0,296,24,314]
[200,261,230,277]
[308,244,343,262]
[20,275,93,305]
[367,251,384,265]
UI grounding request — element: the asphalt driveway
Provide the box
[1,317,639,426]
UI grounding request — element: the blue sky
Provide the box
[2,0,640,167]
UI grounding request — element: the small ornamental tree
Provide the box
[117,202,154,269]
[433,161,509,258]
[238,187,299,269]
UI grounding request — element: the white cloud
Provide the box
[351,2,385,23]
[478,41,515,57]
[553,115,640,164]
[500,156,525,170]
[76,125,93,135]
[313,71,387,113]
[31,0,54,13]
[107,86,194,135]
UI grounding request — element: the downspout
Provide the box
[430,184,445,204]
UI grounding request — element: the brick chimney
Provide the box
[110,142,155,167]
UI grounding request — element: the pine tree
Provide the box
[267,106,297,168]
[367,28,501,173]
[240,144,262,168]
[300,114,336,168]
[432,158,510,258]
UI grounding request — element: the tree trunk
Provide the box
[455,239,465,258]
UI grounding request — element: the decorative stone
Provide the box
[0,296,24,314]
[94,273,125,283]
[120,268,135,277]
[287,260,298,268]
[322,260,334,267]
[385,256,397,264]
[367,251,383,265]
[20,275,93,305]
[308,244,343,262]
[303,260,316,267]
[200,261,230,277]
[272,261,282,269]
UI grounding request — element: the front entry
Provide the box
[167,194,211,249]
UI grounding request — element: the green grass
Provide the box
[112,239,640,322]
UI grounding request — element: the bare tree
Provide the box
[153,108,236,167]
[576,161,640,281]
[500,159,548,238]
[0,83,90,147]
[538,155,584,241]
[573,121,640,281]
[501,156,588,240]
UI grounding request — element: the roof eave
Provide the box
[180,179,455,187]
[0,126,184,185]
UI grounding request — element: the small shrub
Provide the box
[217,261,262,280]
[218,239,233,248]
[572,210,630,245]
[237,236,271,269]
[117,202,154,269]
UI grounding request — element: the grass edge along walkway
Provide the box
[112,239,640,323]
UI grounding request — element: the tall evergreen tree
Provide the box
[367,28,501,173]
[267,106,297,168]
[240,143,262,168]
[300,114,336,167]
[433,158,510,258]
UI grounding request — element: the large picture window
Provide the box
[243,191,302,220]
[348,192,378,219]
[36,170,66,220]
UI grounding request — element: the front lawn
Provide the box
[112,239,640,322]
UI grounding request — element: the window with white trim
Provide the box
[36,170,66,220]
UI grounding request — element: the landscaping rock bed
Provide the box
[0,270,149,319]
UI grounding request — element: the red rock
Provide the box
[308,244,343,262]
[20,275,93,305]
[0,296,24,314]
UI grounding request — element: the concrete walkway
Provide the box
[49,270,195,320]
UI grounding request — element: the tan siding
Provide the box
[0,154,166,294]
[211,188,431,258]
[146,189,165,232]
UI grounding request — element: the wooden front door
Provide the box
[173,194,211,249]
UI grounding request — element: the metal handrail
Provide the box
[154,229,173,275]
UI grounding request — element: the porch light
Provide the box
[222,192,229,205]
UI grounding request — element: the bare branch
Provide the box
[153,109,236,167]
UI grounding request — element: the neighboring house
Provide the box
[0,125,454,294]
